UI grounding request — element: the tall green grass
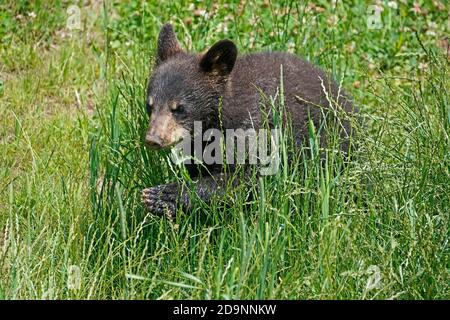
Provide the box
[1,0,449,299]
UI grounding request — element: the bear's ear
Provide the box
[200,40,237,76]
[156,23,182,65]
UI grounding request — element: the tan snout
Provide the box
[145,129,164,149]
[145,111,189,149]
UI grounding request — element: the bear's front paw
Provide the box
[141,185,178,218]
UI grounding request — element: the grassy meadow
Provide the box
[0,0,449,299]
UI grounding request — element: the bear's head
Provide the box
[145,23,238,149]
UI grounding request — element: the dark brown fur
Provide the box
[142,24,354,217]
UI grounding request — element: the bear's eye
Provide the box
[171,103,185,114]
[146,102,152,114]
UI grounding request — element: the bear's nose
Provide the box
[145,134,163,149]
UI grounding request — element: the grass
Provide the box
[0,0,449,299]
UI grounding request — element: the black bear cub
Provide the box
[142,23,354,217]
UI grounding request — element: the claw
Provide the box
[141,185,178,218]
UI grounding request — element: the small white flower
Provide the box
[193,9,206,17]
[427,21,438,29]
[287,41,295,53]
[418,62,428,70]
[387,1,398,9]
